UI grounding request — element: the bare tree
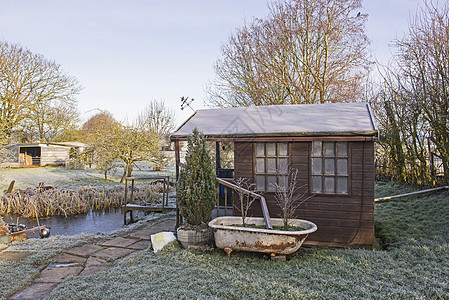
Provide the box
[81,110,167,182]
[275,168,313,229]
[29,100,80,142]
[233,177,257,227]
[208,0,371,107]
[81,112,122,179]
[138,100,176,136]
[0,42,82,139]
[116,123,161,183]
[372,1,449,185]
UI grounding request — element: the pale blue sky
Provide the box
[0,0,422,126]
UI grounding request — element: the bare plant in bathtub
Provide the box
[209,171,318,255]
[275,168,313,230]
[233,177,257,227]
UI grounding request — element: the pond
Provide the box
[2,210,147,236]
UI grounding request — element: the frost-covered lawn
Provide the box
[0,213,170,299]
[0,166,175,191]
[42,181,449,299]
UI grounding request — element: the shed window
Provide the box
[311,141,348,194]
[255,142,289,192]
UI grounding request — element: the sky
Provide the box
[0,0,423,127]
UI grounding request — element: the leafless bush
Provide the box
[233,178,257,227]
[275,169,313,229]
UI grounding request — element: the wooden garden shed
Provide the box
[171,102,378,248]
[4,142,89,167]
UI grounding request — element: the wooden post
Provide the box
[216,184,220,217]
[130,178,135,223]
[162,177,166,209]
[175,140,180,181]
[124,178,128,224]
[174,140,181,228]
[224,187,228,216]
[6,180,15,194]
[216,141,221,176]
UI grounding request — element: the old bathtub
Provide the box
[208,216,317,255]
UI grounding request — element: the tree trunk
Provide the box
[120,161,133,183]
[120,165,127,183]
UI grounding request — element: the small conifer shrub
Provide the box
[177,128,217,226]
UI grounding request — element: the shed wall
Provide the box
[233,141,375,248]
[40,146,69,166]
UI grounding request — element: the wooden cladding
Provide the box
[234,141,375,248]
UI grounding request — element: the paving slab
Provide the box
[126,229,153,240]
[79,264,112,276]
[10,283,58,300]
[0,251,31,261]
[85,256,108,267]
[54,253,87,264]
[127,218,176,240]
[101,236,138,248]
[66,244,105,257]
[127,239,151,250]
[92,247,135,260]
[34,266,83,283]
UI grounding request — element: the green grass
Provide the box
[42,181,449,299]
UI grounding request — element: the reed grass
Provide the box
[0,184,165,218]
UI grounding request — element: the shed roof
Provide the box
[13,142,89,148]
[171,102,377,140]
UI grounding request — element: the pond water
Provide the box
[2,210,147,236]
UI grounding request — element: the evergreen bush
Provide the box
[177,128,217,226]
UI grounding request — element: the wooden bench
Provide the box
[123,176,176,224]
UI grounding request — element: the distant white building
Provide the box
[2,142,89,168]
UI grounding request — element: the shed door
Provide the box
[19,147,41,166]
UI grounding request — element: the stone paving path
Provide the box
[10,216,176,300]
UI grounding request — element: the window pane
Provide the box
[337,142,348,156]
[312,158,322,175]
[279,175,288,191]
[267,176,276,192]
[279,158,288,174]
[324,177,335,193]
[324,158,335,175]
[267,143,276,156]
[256,143,265,156]
[312,176,322,193]
[256,158,265,173]
[337,177,348,194]
[256,175,265,190]
[312,141,322,156]
[267,158,276,173]
[337,158,348,175]
[324,142,335,156]
[279,143,288,156]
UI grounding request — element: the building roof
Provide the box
[171,102,377,140]
[11,142,89,148]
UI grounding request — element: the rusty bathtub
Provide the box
[208,216,317,255]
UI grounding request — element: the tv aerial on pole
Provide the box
[180,96,195,112]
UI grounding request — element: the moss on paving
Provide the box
[45,182,449,299]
